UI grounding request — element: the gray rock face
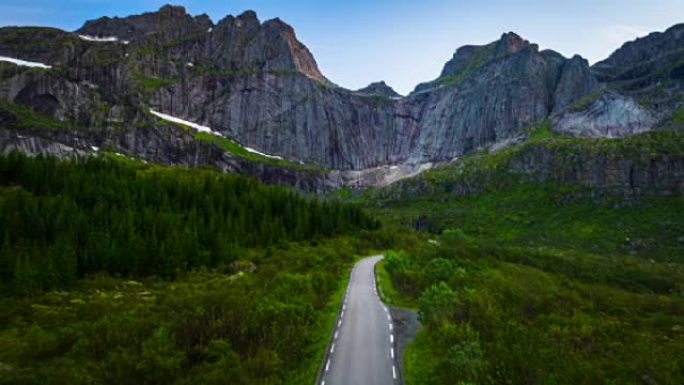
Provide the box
[378,138,684,203]
[77,5,213,44]
[591,23,684,121]
[0,6,678,191]
[206,11,326,81]
[0,122,337,193]
[553,91,656,138]
[553,55,598,112]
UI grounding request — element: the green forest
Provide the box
[0,153,386,385]
[0,153,377,294]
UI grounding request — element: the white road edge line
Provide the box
[390,334,394,343]
[391,347,395,358]
[330,343,335,353]
[326,359,331,371]
[392,365,397,379]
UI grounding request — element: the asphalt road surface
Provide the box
[320,255,398,385]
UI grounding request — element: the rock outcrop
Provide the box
[553,91,656,137]
[375,131,684,203]
[591,23,684,122]
[0,5,681,191]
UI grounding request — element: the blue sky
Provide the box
[1,1,683,94]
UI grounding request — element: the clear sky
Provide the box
[1,0,683,94]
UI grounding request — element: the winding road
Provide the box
[319,255,398,385]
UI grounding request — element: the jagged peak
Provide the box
[263,17,297,34]
[237,10,259,23]
[356,81,401,98]
[157,4,188,17]
[212,10,326,82]
[495,32,531,56]
[595,22,684,68]
[76,4,213,39]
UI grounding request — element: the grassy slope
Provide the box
[379,185,684,263]
[194,132,327,173]
[373,128,684,263]
[376,259,418,310]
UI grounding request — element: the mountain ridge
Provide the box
[0,5,682,190]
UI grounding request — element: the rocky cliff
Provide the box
[373,130,684,203]
[0,5,682,191]
[591,23,684,125]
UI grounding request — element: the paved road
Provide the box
[320,255,398,385]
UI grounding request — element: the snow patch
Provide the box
[90,146,100,152]
[149,109,222,136]
[78,35,118,42]
[78,35,129,44]
[244,146,283,160]
[0,56,51,69]
[150,109,286,160]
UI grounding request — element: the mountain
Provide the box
[355,81,401,98]
[0,5,682,190]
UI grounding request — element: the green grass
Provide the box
[673,106,684,125]
[140,77,178,90]
[0,98,75,132]
[525,120,563,141]
[439,43,496,88]
[195,132,327,173]
[376,259,418,310]
[569,88,605,112]
[134,76,180,94]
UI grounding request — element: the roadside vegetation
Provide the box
[380,230,683,385]
[0,152,386,385]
